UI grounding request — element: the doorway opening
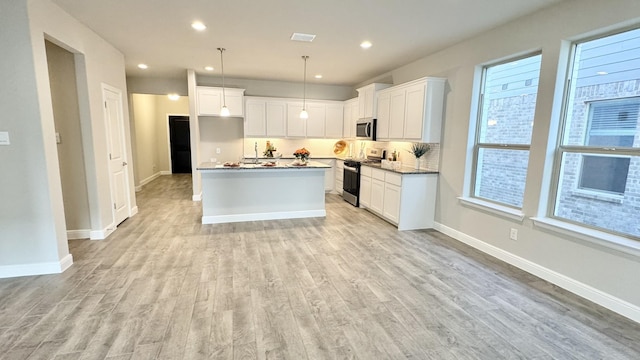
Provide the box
[169,115,192,173]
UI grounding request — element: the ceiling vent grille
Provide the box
[290,33,316,42]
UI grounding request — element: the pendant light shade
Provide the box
[300,55,309,119]
[217,47,230,117]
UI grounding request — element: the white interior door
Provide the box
[103,85,129,226]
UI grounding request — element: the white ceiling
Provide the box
[51,0,566,86]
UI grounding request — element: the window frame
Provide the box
[470,52,541,209]
[548,31,640,239]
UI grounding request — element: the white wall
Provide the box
[364,0,640,319]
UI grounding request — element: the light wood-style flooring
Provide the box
[1,174,639,359]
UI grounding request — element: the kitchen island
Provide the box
[197,161,330,224]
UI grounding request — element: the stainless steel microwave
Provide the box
[355,118,376,141]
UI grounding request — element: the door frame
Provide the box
[166,113,190,174]
[101,83,131,226]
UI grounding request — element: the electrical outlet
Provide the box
[510,228,518,241]
[216,147,221,154]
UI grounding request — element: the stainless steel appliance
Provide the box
[355,118,376,141]
[342,148,384,207]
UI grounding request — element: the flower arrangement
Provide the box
[409,143,430,159]
[293,147,310,160]
[263,141,277,157]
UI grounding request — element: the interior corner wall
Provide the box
[154,96,189,172]
[46,40,91,231]
[364,0,640,314]
[132,94,158,186]
[0,0,69,271]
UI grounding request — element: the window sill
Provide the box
[531,217,640,257]
[458,197,525,222]
[570,189,624,204]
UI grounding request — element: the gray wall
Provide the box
[361,0,640,313]
[46,40,91,232]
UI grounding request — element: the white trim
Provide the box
[130,206,139,217]
[458,196,525,222]
[90,223,116,240]
[0,254,73,279]
[139,172,161,187]
[135,185,142,192]
[160,171,172,175]
[202,209,326,224]
[531,217,640,257]
[66,229,90,239]
[434,222,640,324]
[192,192,202,202]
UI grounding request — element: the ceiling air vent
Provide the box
[290,33,316,42]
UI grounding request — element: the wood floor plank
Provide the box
[1,174,638,359]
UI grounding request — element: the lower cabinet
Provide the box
[360,165,437,230]
[335,161,344,194]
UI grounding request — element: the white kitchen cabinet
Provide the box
[325,104,344,138]
[359,166,372,208]
[342,98,357,138]
[197,86,245,117]
[244,99,266,137]
[306,103,326,138]
[360,165,438,230]
[373,77,445,142]
[357,83,391,119]
[286,103,306,137]
[376,92,391,140]
[266,101,286,137]
[335,161,344,194]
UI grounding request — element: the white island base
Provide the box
[199,164,328,224]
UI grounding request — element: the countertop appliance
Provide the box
[355,118,376,141]
[342,148,384,207]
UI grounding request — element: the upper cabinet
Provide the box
[375,77,445,143]
[196,86,245,117]
[356,83,391,119]
[342,98,358,139]
[245,96,343,139]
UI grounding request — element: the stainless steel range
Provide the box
[342,148,384,207]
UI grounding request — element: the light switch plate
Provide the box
[0,131,10,145]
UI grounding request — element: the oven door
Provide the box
[342,164,360,207]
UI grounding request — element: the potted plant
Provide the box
[409,143,430,170]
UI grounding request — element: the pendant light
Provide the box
[217,47,230,117]
[300,55,309,119]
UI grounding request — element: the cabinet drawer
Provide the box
[361,166,372,177]
[385,172,402,186]
[371,168,385,181]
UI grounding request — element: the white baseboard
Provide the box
[0,253,73,278]
[192,193,202,202]
[67,229,90,239]
[434,222,640,324]
[135,185,142,192]
[130,206,139,217]
[202,209,326,225]
[139,172,161,187]
[90,223,116,240]
[160,170,172,175]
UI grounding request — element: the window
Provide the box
[471,54,542,208]
[552,28,640,239]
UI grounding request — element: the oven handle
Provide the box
[344,165,359,173]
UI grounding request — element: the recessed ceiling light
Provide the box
[290,32,316,42]
[360,41,372,49]
[137,63,148,69]
[314,74,322,79]
[597,71,608,75]
[168,94,180,101]
[191,21,206,31]
[205,66,214,71]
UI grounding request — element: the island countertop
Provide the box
[197,161,330,170]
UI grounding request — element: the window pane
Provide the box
[563,28,640,148]
[555,153,640,238]
[479,54,541,145]
[474,148,529,207]
[579,155,630,193]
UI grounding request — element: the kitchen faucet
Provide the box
[254,142,258,163]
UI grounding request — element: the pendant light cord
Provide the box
[218,48,226,107]
[302,55,308,110]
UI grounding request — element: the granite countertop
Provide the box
[197,161,330,170]
[361,162,439,175]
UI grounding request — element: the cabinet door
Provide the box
[350,101,359,137]
[360,176,372,208]
[404,83,426,140]
[335,162,344,194]
[383,183,401,224]
[342,102,351,138]
[389,89,406,139]
[306,103,326,138]
[370,179,385,214]
[225,91,244,117]
[325,104,344,138]
[286,103,306,137]
[266,101,286,137]
[376,92,391,140]
[244,100,266,137]
[197,88,221,115]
